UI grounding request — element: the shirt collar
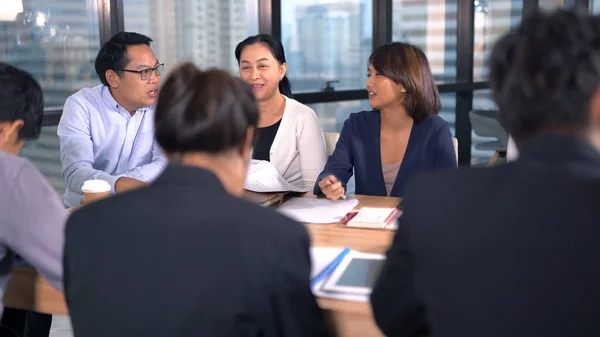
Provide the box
[100,85,152,115]
[520,133,600,168]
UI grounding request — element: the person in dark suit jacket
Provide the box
[314,42,456,199]
[63,64,330,337]
[370,9,600,337]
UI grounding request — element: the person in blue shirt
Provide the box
[57,32,167,207]
[314,42,457,199]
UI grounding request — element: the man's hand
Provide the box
[115,177,147,193]
[317,175,346,200]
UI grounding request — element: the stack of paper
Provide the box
[245,160,309,193]
[276,198,359,224]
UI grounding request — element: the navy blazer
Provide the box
[314,110,457,197]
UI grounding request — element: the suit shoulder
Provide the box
[67,85,103,104]
[237,198,308,236]
[419,114,449,131]
[345,110,378,125]
[405,164,515,201]
[0,153,46,187]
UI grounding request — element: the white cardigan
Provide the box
[267,96,327,189]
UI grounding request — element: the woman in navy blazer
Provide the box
[314,42,457,199]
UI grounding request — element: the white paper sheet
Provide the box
[276,198,359,224]
[244,160,309,193]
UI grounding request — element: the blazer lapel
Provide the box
[390,122,416,196]
[372,111,387,196]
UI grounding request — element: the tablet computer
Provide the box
[321,252,386,295]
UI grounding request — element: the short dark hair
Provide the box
[490,9,600,143]
[368,42,441,124]
[235,34,293,98]
[0,63,44,140]
[94,32,153,86]
[155,63,259,154]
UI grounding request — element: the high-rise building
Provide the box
[0,0,100,106]
[125,0,177,74]
[289,2,364,92]
[173,0,248,72]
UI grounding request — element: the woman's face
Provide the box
[239,43,286,102]
[365,64,406,111]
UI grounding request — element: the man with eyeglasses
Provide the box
[57,32,167,207]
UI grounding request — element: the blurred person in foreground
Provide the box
[0,63,67,337]
[63,63,330,337]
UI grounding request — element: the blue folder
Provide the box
[310,247,351,287]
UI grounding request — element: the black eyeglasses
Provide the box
[119,63,164,80]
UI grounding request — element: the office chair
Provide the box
[469,110,509,166]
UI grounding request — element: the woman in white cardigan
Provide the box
[235,34,327,189]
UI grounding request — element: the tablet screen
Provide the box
[335,257,385,288]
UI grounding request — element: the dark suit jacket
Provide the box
[313,111,456,198]
[371,135,600,337]
[64,164,329,337]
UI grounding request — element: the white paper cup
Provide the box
[81,180,111,204]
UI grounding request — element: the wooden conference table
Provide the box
[4,194,398,337]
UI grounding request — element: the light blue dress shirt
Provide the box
[57,85,167,207]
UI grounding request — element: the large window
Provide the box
[124,0,259,75]
[473,0,522,81]
[0,0,101,107]
[392,0,458,83]
[281,0,373,93]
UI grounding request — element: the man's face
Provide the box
[0,120,24,155]
[112,44,161,112]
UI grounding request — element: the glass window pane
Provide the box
[282,0,373,93]
[591,0,600,12]
[124,0,259,75]
[392,0,458,83]
[539,0,565,10]
[19,125,64,195]
[473,0,522,80]
[0,0,101,107]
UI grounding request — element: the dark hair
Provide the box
[235,34,293,98]
[490,9,600,143]
[0,63,44,140]
[155,63,259,154]
[94,32,153,86]
[368,42,441,124]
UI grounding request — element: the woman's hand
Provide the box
[318,175,346,200]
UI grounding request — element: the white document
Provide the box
[276,198,359,224]
[244,160,309,193]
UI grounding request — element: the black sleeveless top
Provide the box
[252,119,282,162]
